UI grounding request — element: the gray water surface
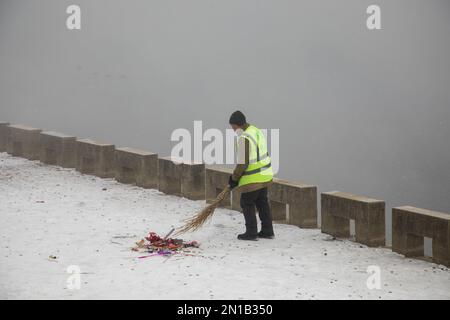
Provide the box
[1,0,450,245]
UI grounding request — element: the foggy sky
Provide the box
[1,0,450,244]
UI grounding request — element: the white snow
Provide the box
[0,152,449,300]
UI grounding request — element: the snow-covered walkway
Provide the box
[0,152,449,299]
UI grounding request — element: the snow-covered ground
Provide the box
[0,152,449,300]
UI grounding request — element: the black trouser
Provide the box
[240,187,274,235]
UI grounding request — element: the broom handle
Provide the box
[214,185,231,204]
[173,185,232,237]
[163,227,175,240]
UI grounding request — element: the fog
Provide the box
[1,0,449,244]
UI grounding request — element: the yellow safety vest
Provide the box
[237,125,273,187]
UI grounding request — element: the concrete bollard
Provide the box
[268,178,318,228]
[205,165,232,209]
[0,122,10,152]
[321,191,385,247]
[158,157,183,196]
[268,180,288,222]
[40,131,77,168]
[392,206,450,267]
[158,157,206,200]
[270,201,288,223]
[115,147,158,189]
[181,160,205,200]
[76,139,115,178]
[6,124,42,160]
[231,187,243,213]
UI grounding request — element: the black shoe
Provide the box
[258,231,275,239]
[237,233,258,241]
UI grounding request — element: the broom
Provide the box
[174,186,231,236]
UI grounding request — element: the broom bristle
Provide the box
[174,186,231,236]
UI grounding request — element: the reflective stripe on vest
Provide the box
[241,162,272,176]
[240,131,270,164]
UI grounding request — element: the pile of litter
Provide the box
[132,229,200,259]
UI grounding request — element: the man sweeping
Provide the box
[228,111,275,240]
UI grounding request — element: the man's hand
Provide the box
[228,175,238,190]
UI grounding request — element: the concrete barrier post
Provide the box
[321,194,350,237]
[231,188,243,212]
[158,157,182,196]
[270,201,287,222]
[268,180,288,222]
[40,131,77,168]
[0,122,10,152]
[268,179,318,228]
[76,139,115,178]
[115,147,158,188]
[205,165,232,209]
[392,206,450,267]
[7,125,42,160]
[321,191,385,247]
[287,183,318,228]
[181,161,205,200]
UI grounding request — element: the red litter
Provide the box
[132,230,200,259]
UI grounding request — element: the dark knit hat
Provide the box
[229,110,246,126]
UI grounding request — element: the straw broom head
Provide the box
[174,186,231,236]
